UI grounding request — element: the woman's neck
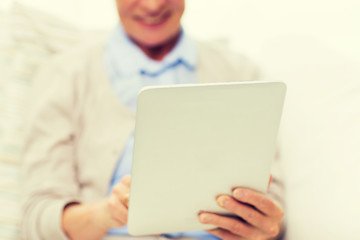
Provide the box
[132,32,181,61]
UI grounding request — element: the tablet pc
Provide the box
[127,81,286,236]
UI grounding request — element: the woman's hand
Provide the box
[198,187,284,240]
[106,174,131,228]
[62,175,132,240]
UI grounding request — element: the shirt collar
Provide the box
[105,23,197,78]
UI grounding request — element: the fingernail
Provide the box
[217,196,229,207]
[200,213,211,223]
[233,189,243,199]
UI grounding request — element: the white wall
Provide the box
[1,0,359,64]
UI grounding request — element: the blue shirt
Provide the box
[104,24,220,240]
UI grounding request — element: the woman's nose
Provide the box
[138,0,167,13]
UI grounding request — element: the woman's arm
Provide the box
[21,59,82,240]
[62,175,131,240]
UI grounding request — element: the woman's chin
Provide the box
[131,31,180,49]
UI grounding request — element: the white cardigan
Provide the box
[21,39,282,240]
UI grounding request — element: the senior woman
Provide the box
[21,0,284,239]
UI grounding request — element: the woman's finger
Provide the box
[216,195,278,236]
[198,212,267,240]
[232,188,283,218]
[108,194,128,225]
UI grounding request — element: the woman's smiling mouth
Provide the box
[134,11,171,27]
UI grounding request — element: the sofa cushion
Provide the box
[0,3,104,239]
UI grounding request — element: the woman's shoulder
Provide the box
[30,38,109,114]
[42,37,107,75]
[196,40,261,81]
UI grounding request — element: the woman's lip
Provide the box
[134,11,171,28]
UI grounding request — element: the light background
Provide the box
[1,0,359,65]
[1,1,359,239]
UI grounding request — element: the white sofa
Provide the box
[260,36,360,240]
[0,4,102,239]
